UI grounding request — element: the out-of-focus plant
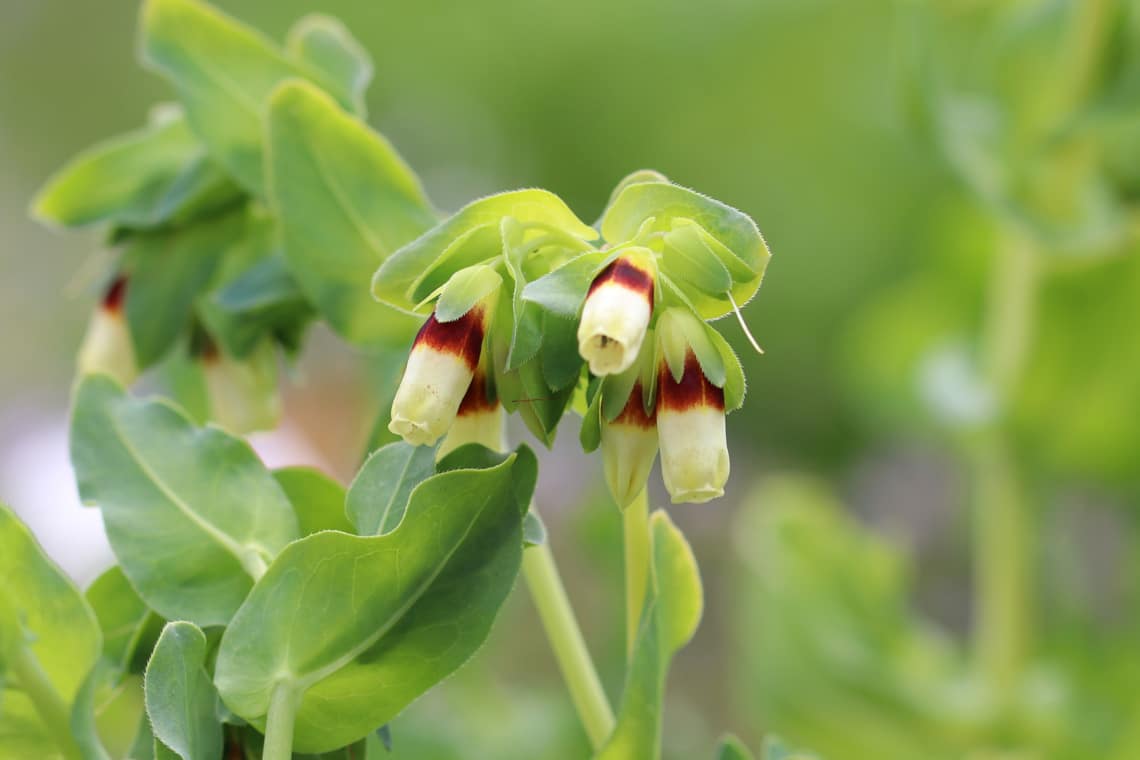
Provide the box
[7,0,798,758]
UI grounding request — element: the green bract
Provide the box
[144,622,222,760]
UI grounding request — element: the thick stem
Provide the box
[10,645,82,760]
[523,542,615,749]
[261,683,297,760]
[622,489,651,658]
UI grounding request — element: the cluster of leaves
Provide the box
[1,372,537,759]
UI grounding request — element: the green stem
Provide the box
[523,542,615,749]
[10,645,82,760]
[622,490,650,658]
[973,230,1039,707]
[261,683,298,760]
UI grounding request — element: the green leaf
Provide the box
[540,312,583,392]
[762,735,820,760]
[123,208,246,369]
[32,107,240,231]
[708,327,746,413]
[662,221,734,297]
[435,264,502,323]
[70,375,299,625]
[85,567,164,678]
[140,0,367,196]
[214,452,533,753]
[273,467,355,536]
[144,622,222,760]
[521,250,612,317]
[345,442,436,536]
[716,734,755,760]
[597,511,702,760]
[498,357,575,447]
[285,15,373,116]
[267,79,435,343]
[374,190,596,314]
[523,511,547,547]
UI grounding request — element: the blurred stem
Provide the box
[262,683,297,760]
[10,644,82,760]
[523,541,615,749]
[623,489,650,658]
[973,230,1039,707]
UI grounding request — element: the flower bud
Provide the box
[577,252,655,376]
[601,382,658,509]
[77,276,138,387]
[389,306,487,447]
[657,351,729,504]
[438,370,504,458]
[201,340,280,435]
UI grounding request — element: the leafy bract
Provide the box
[274,467,355,536]
[70,375,299,625]
[86,566,163,678]
[140,0,370,196]
[345,441,436,536]
[267,80,435,343]
[214,449,534,753]
[597,511,702,759]
[285,15,373,116]
[144,622,222,760]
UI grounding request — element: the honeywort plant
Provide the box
[1,0,794,758]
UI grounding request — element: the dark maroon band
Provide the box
[614,382,656,429]
[414,307,485,371]
[103,276,128,313]
[588,258,654,305]
[658,351,724,412]
[457,370,497,416]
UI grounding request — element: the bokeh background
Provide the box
[3,1,1139,758]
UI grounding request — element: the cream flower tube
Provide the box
[601,382,658,509]
[577,252,655,376]
[438,369,504,459]
[657,351,729,504]
[77,276,138,387]
[201,340,281,435]
[389,306,487,447]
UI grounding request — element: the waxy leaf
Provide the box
[274,467,355,536]
[435,264,503,323]
[598,511,702,759]
[214,451,533,753]
[267,80,435,343]
[521,250,613,317]
[71,375,299,625]
[144,622,222,760]
[345,441,437,536]
[86,566,164,678]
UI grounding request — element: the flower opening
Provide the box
[577,254,654,376]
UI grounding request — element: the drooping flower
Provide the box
[601,381,658,509]
[438,369,504,458]
[657,350,729,504]
[77,276,137,387]
[201,339,281,435]
[389,306,488,447]
[577,250,655,376]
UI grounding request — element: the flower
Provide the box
[389,305,488,447]
[601,381,658,508]
[657,350,729,504]
[438,369,504,458]
[577,251,655,376]
[201,340,280,435]
[77,276,137,387]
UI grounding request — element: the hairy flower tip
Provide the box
[438,370,503,458]
[657,351,728,504]
[602,382,658,509]
[77,276,137,387]
[577,253,655,376]
[389,307,486,447]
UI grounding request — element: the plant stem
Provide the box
[973,230,1038,707]
[523,541,615,749]
[261,683,297,760]
[10,644,82,760]
[622,489,650,658]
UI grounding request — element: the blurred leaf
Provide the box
[597,511,702,759]
[345,441,436,536]
[85,566,164,678]
[145,622,223,760]
[715,734,754,760]
[70,375,299,625]
[214,451,532,753]
[273,467,355,536]
[285,14,373,116]
[267,80,435,343]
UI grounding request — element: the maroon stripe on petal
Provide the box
[414,307,485,370]
[457,369,497,416]
[658,351,724,412]
[102,276,128,313]
[614,382,656,429]
[587,258,654,304]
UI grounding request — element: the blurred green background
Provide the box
[3,1,1139,758]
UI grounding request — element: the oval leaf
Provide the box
[345,441,437,536]
[144,622,222,760]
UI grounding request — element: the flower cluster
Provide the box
[383,172,769,508]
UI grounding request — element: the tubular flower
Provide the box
[389,306,487,447]
[657,351,729,504]
[77,276,137,387]
[577,251,655,376]
[201,341,280,435]
[601,381,658,509]
[438,369,504,458]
